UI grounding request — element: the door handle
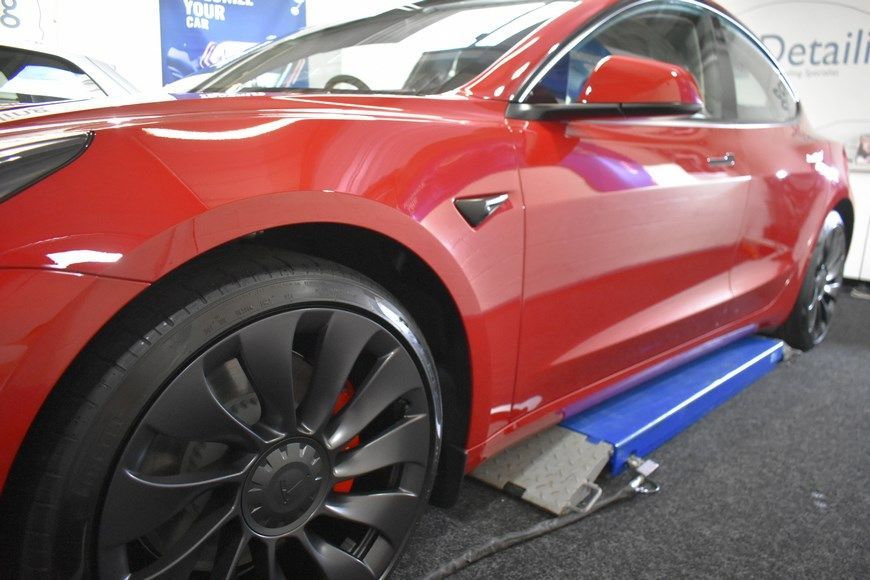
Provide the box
[707,152,736,168]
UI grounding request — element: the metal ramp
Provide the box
[472,336,784,514]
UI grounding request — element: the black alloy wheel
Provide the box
[7,249,441,580]
[780,210,847,350]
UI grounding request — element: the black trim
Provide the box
[0,132,93,204]
[621,102,703,116]
[502,482,526,498]
[429,441,468,507]
[506,101,702,121]
[453,194,509,227]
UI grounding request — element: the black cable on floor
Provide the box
[422,481,642,579]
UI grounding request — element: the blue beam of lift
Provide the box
[561,336,784,475]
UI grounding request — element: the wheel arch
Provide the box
[833,196,855,253]
[789,187,855,296]
[4,217,474,513]
[224,223,473,505]
[117,191,485,506]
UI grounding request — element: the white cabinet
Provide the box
[845,171,870,282]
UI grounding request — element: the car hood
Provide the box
[0,86,515,285]
[0,93,180,134]
[0,91,483,139]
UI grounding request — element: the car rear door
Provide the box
[511,2,752,417]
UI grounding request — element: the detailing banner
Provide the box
[159,0,307,85]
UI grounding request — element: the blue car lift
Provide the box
[472,336,784,514]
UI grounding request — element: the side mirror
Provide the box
[508,55,704,121]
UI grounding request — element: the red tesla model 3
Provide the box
[0,0,853,577]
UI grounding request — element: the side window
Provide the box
[0,47,105,106]
[715,18,797,123]
[527,5,722,117]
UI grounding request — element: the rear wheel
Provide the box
[10,249,441,579]
[778,211,847,350]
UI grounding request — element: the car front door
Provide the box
[511,2,751,418]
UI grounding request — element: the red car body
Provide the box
[0,0,853,497]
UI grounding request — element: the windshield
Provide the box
[198,0,575,95]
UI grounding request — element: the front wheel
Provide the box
[10,249,442,579]
[778,210,847,350]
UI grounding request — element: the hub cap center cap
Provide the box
[242,438,330,536]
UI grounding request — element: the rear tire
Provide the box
[777,211,847,350]
[6,247,441,579]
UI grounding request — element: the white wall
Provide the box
[2,0,162,90]
[54,1,162,89]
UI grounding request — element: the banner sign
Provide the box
[159,0,306,85]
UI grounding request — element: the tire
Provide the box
[5,247,442,579]
[777,210,848,350]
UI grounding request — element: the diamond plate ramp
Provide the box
[471,426,612,515]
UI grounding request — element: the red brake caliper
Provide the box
[332,381,359,493]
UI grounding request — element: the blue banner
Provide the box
[159,0,306,85]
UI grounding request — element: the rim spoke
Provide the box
[826,248,843,277]
[209,526,250,580]
[299,312,379,434]
[821,227,833,264]
[323,491,418,547]
[820,294,835,326]
[326,349,422,450]
[825,231,846,289]
[334,414,429,479]
[147,546,204,580]
[807,295,819,332]
[250,539,286,580]
[300,530,376,580]
[132,503,237,579]
[808,217,846,342]
[146,359,269,452]
[102,464,249,546]
[238,312,301,434]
